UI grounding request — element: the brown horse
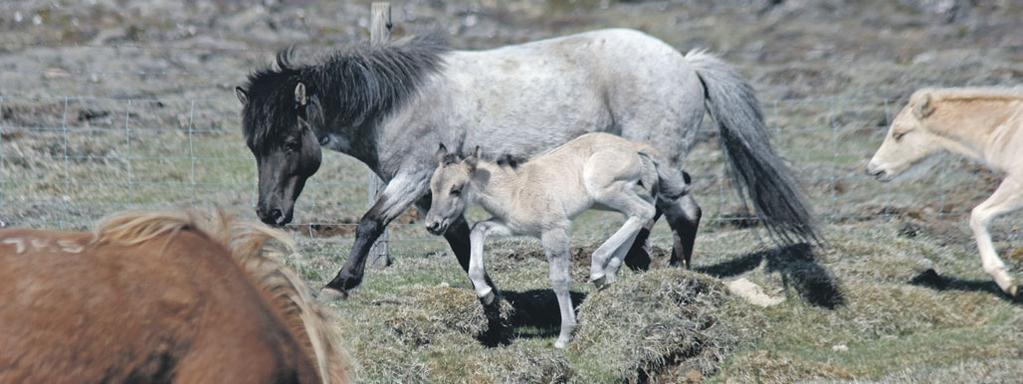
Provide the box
[0,210,350,384]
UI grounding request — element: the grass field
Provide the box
[3,1,1023,382]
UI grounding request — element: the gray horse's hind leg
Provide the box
[658,193,701,268]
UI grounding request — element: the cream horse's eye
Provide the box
[893,131,908,141]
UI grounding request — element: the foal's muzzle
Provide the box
[425,219,449,235]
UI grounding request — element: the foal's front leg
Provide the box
[468,220,512,305]
[542,227,577,349]
[969,176,1023,296]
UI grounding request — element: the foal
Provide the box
[424,133,697,348]
[868,87,1023,296]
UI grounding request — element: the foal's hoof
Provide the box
[1006,284,1019,298]
[591,275,611,290]
[318,287,348,301]
[554,336,572,349]
[480,290,496,306]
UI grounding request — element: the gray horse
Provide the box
[235,28,818,298]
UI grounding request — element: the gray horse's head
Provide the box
[425,144,479,235]
[236,79,325,226]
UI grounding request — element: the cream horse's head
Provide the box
[867,91,946,181]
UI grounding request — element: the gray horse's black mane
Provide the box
[240,34,449,150]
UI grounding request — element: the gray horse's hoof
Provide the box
[319,287,348,301]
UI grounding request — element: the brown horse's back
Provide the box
[0,227,321,384]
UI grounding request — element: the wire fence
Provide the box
[1,87,994,251]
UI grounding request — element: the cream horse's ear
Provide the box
[914,93,935,119]
[435,143,449,165]
[465,146,481,170]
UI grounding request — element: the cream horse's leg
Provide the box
[468,219,512,305]
[542,227,577,349]
[589,182,657,287]
[970,176,1023,296]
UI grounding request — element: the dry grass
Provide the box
[276,220,1023,383]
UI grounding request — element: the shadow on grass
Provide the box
[479,289,587,347]
[695,243,846,309]
[909,269,1021,303]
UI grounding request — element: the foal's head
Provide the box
[237,58,325,226]
[867,90,943,181]
[425,144,480,235]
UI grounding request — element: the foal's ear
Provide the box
[913,93,935,119]
[464,146,481,170]
[235,87,248,105]
[435,143,449,164]
[294,82,307,107]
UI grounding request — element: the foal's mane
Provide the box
[93,210,350,384]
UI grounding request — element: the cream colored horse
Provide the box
[424,132,697,348]
[867,87,1023,296]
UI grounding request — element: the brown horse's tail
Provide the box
[93,210,351,384]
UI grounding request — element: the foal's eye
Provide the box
[450,187,461,196]
[892,131,907,141]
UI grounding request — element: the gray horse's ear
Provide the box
[306,95,324,125]
[295,82,307,107]
[465,146,481,169]
[235,87,248,105]
[435,143,449,164]
[914,93,935,119]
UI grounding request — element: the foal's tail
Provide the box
[639,152,689,200]
[683,50,820,245]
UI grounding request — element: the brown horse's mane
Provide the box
[92,210,350,384]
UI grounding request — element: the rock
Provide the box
[726,278,785,307]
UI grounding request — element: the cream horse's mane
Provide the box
[918,87,1023,102]
[93,210,350,384]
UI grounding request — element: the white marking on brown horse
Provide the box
[1,238,26,254]
[867,87,1023,296]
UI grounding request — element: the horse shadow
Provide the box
[695,243,846,309]
[479,289,587,347]
[908,269,1022,303]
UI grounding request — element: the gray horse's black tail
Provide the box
[685,50,820,245]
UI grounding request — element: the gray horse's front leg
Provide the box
[324,171,428,297]
[542,227,576,349]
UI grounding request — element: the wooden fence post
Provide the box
[367,2,392,269]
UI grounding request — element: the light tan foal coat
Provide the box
[868,87,1023,295]
[426,132,695,348]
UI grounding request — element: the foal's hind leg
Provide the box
[659,193,702,268]
[623,208,662,271]
[969,176,1023,296]
[590,184,657,287]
